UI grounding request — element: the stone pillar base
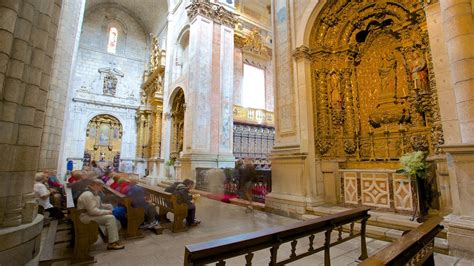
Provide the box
[442,144,474,259]
[0,215,44,265]
[447,215,474,259]
[265,192,308,219]
[265,151,325,219]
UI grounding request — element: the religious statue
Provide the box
[378,51,398,97]
[410,51,429,93]
[330,72,342,109]
[103,73,117,96]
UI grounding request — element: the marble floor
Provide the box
[51,197,471,266]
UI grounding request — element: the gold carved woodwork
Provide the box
[170,89,185,160]
[85,115,123,162]
[310,0,444,161]
[137,37,165,159]
[235,28,271,59]
[187,0,238,28]
[149,36,165,73]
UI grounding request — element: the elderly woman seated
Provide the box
[33,172,64,219]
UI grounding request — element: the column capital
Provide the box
[292,45,312,61]
[186,0,238,28]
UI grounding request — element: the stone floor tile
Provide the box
[434,253,460,266]
[456,258,474,266]
[72,197,468,266]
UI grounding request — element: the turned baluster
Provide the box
[308,234,315,252]
[290,240,298,258]
[245,252,254,266]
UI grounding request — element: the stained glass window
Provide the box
[107,27,118,54]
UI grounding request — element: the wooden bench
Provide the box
[66,187,99,264]
[360,216,444,266]
[38,220,73,266]
[103,186,145,239]
[138,183,188,233]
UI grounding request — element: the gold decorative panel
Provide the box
[309,1,444,161]
[360,173,390,208]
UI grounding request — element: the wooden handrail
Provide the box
[360,216,443,266]
[184,207,370,266]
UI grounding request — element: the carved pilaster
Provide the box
[342,69,356,154]
[186,0,238,28]
[315,69,331,155]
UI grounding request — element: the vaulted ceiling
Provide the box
[85,0,169,35]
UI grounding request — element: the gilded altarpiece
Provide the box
[137,36,165,162]
[170,89,185,161]
[85,115,123,163]
[310,1,443,212]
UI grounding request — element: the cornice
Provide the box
[186,0,238,28]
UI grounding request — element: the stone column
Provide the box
[264,0,325,218]
[179,1,237,179]
[438,0,474,259]
[39,0,85,173]
[233,43,243,106]
[0,0,63,264]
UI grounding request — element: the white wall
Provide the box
[60,4,148,175]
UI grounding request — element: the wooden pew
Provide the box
[138,183,188,233]
[360,216,444,266]
[65,187,99,264]
[103,185,145,239]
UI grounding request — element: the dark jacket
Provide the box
[174,184,193,207]
[165,181,181,193]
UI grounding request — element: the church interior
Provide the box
[1,0,474,265]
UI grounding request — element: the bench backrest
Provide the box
[360,216,443,265]
[138,183,182,211]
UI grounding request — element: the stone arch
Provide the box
[172,26,191,80]
[308,0,443,160]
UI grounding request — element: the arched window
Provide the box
[242,63,266,109]
[107,27,118,54]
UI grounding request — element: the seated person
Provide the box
[164,181,182,193]
[77,179,124,250]
[127,179,159,226]
[33,173,64,219]
[174,179,200,226]
[46,171,64,207]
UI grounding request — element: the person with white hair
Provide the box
[76,178,124,250]
[33,172,64,219]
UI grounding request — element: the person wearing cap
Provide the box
[76,178,124,250]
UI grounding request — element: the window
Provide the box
[107,27,118,54]
[242,64,265,109]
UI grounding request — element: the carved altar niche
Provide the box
[170,88,185,160]
[310,0,444,161]
[85,114,123,163]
